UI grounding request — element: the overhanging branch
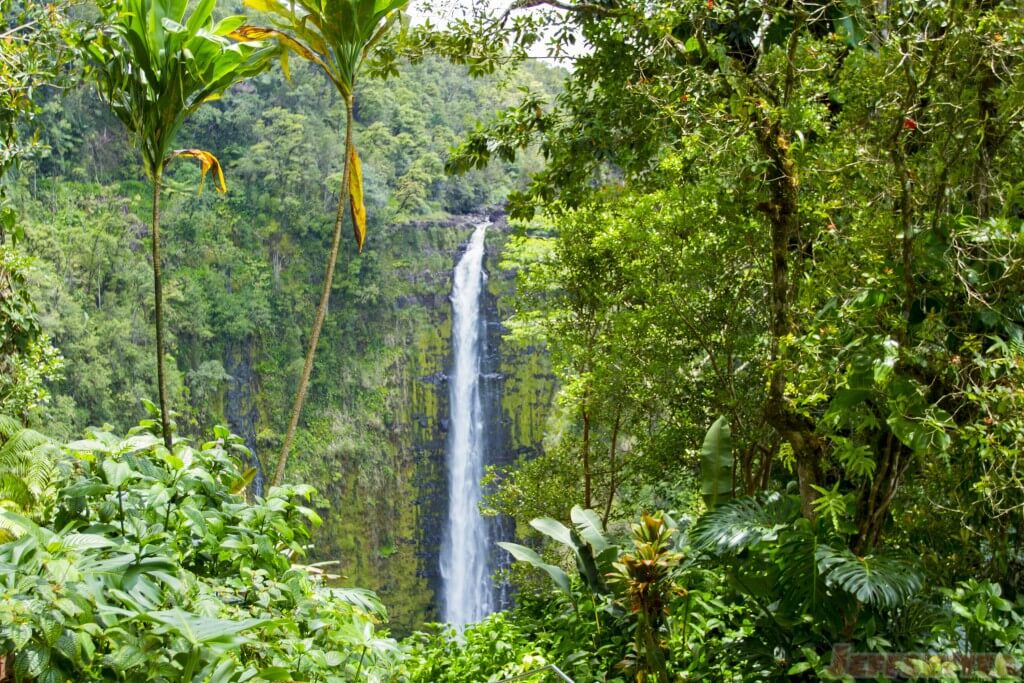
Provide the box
[505,0,627,19]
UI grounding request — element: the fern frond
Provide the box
[0,423,55,513]
[0,427,49,469]
[22,445,57,498]
[0,473,32,509]
[0,414,22,440]
[889,598,950,648]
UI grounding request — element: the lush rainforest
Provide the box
[3,0,1024,681]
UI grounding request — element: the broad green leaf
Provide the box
[56,533,116,551]
[529,516,574,548]
[700,416,733,509]
[498,541,571,595]
[66,439,110,453]
[146,609,269,646]
[15,647,48,679]
[120,433,162,451]
[101,459,132,488]
[327,587,387,617]
[570,505,608,553]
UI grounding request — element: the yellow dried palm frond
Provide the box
[166,149,227,193]
[348,145,366,252]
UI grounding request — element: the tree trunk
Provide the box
[581,400,592,510]
[274,96,355,486]
[151,172,173,450]
[602,406,621,525]
[974,67,1000,219]
[756,121,823,521]
[850,110,918,555]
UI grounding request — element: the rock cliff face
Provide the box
[233,212,553,634]
[224,338,264,497]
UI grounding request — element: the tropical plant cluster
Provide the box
[3,0,1024,680]
[0,415,400,681]
[407,497,1023,681]
[413,422,1023,681]
[3,0,559,627]
[403,0,1024,679]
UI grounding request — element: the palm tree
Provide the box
[87,0,272,449]
[233,0,407,485]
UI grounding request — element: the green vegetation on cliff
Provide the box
[5,0,1024,680]
[6,9,559,629]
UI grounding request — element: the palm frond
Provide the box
[0,414,23,440]
[0,422,55,516]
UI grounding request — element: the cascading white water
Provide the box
[440,221,492,627]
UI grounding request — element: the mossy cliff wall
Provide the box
[278,212,552,635]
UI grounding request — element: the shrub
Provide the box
[0,419,398,682]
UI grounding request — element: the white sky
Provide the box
[405,0,588,65]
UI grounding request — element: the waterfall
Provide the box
[441,221,493,627]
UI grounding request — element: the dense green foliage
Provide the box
[442,0,1024,589]
[16,46,555,441]
[5,0,1024,679]
[0,0,79,420]
[6,4,558,628]
[412,0,1024,678]
[0,417,401,681]
[407,502,1023,681]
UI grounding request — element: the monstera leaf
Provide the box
[815,545,922,608]
[691,492,801,556]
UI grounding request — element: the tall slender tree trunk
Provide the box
[151,172,173,450]
[756,121,823,521]
[602,406,621,526]
[274,96,355,486]
[581,401,592,510]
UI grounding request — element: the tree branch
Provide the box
[505,0,627,19]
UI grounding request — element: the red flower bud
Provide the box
[903,117,918,130]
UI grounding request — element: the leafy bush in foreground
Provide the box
[0,417,398,682]
[418,497,1024,682]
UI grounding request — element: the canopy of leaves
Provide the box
[87,0,274,175]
